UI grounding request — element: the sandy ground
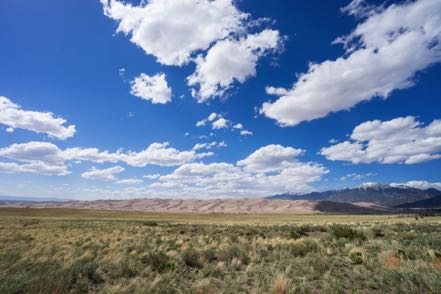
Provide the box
[0,198,391,214]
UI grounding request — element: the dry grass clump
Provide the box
[271,274,291,294]
[0,209,441,293]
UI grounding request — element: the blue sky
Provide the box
[0,0,440,199]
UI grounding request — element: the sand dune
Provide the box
[0,198,391,214]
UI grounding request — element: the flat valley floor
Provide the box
[1,208,441,293]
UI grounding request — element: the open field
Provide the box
[1,208,441,293]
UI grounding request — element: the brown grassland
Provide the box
[1,208,441,293]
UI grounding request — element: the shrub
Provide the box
[371,227,385,238]
[143,221,158,226]
[182,248,203,268]
[271,274,290,294]
[203,248,218,262]
[67,260,103,285]
[349,252,363,264]
[141,251,175,272]
[118,258,138,278]
[331,225,366,241]
[219,245,250,265]
[289,239,319,257]
[289,227,307,239]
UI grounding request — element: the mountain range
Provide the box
[1,183,440,214]
[268,183,441,208]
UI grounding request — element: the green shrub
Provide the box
[66,260,103,286]
[371,227,385,238]
[289,227,307,239]
[203,248,218,262]
[289,239,319,257]
[143,221,158,226]
[219,244,250,265]
[182,248,203,268]
[349,252,363,264]
[141,251,175,272]
[331,225,366,241]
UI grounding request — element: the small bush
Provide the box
[289,239,319,257]
[289,227,307,239]
[141,251,175,272]
[371,227,385,238]
[349,252,363,264]
[182,248,203,268]
[331,225,366,241]
[219,245,250,265]
[143,221,158,226]
[203,248,218,262]
[118,258,138,278]
[66,260,103,287]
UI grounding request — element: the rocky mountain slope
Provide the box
[268,183,441,207]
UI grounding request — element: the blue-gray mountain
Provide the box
[267,184,441,207]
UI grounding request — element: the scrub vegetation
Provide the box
[0,208,440,293]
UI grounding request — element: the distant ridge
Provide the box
[394,195,441,209]
[267,184,441,207]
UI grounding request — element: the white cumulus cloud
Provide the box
[320,116,441,164]
[101,0,248,66]
[0,96,76,140]
[148,144,327,198]
[237,144,305,173]
[130,73,172,104]
[188,29,281,101]
[192,141,227,151]
[261,0,441,126]
[81,166,125,181]
[212,117,229,129]
[0,141,210,176]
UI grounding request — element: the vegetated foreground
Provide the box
[1,208,441,293]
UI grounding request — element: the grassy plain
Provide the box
[1,208,441,293]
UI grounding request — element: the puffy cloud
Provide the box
[233,123,243,129]
[56,145,328,199]
[264,86,289,96]
[192,141,227,151]
[320,116,441,164]
[130,73,172,104]
[196,113,252,134]
[62,147,123,163]
[0,141,63,164]
[148,144,327,198]
[208,113,218,121]
[101,0,247,66]
[212,117,229,129]
[196,113,219,127]
[124,142,211,167]
[188,29,281,101]
[102,0,281,102]
[391,180,441,190]
[115,178,143,185]
[0,141,209,176]
[0,96,75,140]
[240,130,253,136]
[261,0,441,126]
[237,144,304,173]
[81,166,125,181]
[0,161,69,176]
[232,122,253,135]
[196,120,206,127]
